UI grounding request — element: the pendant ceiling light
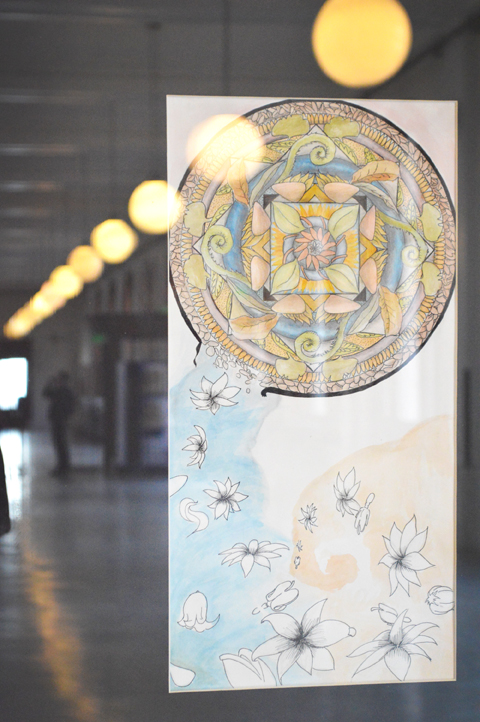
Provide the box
[30,292,53,320]
[49,265,84,299]
[67,245,104,282]
[128,179,180,235]
[312,0,412,88]
[4,309,35,339]
[91,219,138,264]
[128,22,179,235]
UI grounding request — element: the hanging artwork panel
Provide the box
[168,97,456,692]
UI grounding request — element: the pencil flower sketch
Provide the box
[220,648,276,689]
[379,516,433,595]
[371,603,411,626]
[354,493,375,534]
[426,585,455,615]
[333,469,361,517]
[204,477,248,520]
[265,581,299,612]
[179,498,209,535]
[252,599,356,684]
[334,469,375,533]
[298,503,318,533]
[182,425,207,468]
[349,608,438,681]
[190,373,240,414]
[220,539,289,577]
[178,591,220,633]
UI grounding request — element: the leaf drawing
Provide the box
[378,286,402,335]
[179,498,209,535]
[227,159,249,205]
[220,648,277,689]
[328,204,359,240]
[169,475,188,497]
[271,259,300,294]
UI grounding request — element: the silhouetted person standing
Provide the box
[43,371,75,476]
[0,446,10,536]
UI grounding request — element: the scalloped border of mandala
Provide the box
[169,99,456,398]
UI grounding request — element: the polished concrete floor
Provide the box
[0,431,479,722]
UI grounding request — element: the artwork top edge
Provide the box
[169,98,456,397]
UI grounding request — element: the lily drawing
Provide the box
[349,608,438,681]
[204,477,248,520]
[298,503,318,533]
[190,373,240,414]
[380,516,433,595]
[252,599,356,684]
[182,425,207,468]
[220,539,289,577]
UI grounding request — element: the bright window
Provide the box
[0,357,28,410]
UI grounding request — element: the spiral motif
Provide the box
[201,225,249,286]
[401,245,421,268]
[278,134,335,182]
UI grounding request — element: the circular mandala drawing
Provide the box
[170,100,456,396]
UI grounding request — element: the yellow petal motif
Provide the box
[352,160,400,184]
[272,114,309,138]
[322,357,357,382]
[421,262,442,296]
[378,286,402,335]
[420,203,443,242]
[324,117,360,139]
[184,201,207,237]
[184,254,207,290]
[230,313,279,340]
[276,357,307,380]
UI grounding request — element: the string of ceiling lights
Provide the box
[3,0,413,339]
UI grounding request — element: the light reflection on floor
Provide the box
[0,431,478,722]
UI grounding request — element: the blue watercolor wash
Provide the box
[170,351,295,691]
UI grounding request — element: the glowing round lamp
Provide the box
[312,0,412,88]
[5,309,36,338]
[40,281,66,306]
[67,245,104,282]
[49,265,84,299]
[90,219,138,264]
[30,293,53,320]
[186,114,240,164]
[128,180,180,235]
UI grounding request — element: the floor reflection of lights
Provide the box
[0,430,104,722]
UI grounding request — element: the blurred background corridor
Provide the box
[0,1,478,720]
